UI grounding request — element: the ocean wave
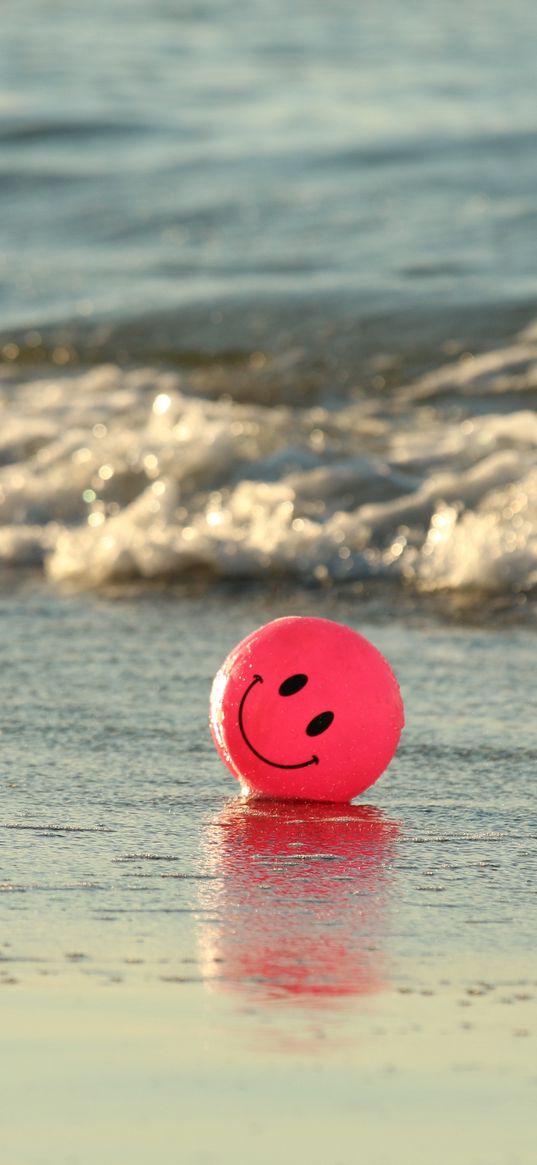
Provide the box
[1,327,536,598]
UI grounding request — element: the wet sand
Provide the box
[2,969,535,1165]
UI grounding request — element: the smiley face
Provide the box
[238,672,334,769]
[209,616,404,803]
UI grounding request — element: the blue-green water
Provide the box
[1,0,536,1005]
[2,0,537,343]
[1,0,536,604]
[1,10,536,1159]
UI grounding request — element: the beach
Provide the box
[1,0,537,1159]
[3,979,535,1165]
[1,583,536,1161]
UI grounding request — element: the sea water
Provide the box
[1,0,537,602]
[0,333,536,597]
[2,0,537,331]
[0,0,536,1081]
[1,0,536,983]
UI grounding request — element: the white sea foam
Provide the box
[1,328,536,596]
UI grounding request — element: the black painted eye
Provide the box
[306,711,334,737]
[279,673,308,697]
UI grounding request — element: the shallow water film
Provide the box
[1,587,536,1163]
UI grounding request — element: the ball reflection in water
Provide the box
[198,799,399,1005]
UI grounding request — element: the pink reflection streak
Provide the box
[198,800,400,1008]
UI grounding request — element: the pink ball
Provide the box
[210,616,404,802]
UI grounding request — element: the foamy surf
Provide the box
[0,327,536,598]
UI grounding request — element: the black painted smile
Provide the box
[238,675,319,770]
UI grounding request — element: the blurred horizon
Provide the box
[1,0,537,363]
